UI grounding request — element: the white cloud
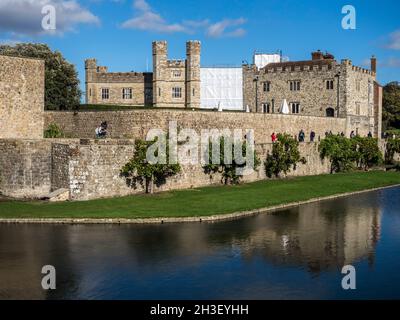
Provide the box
[386,30,400,50]
[122,0,247,37]
[206,18,247,38]
[382,57,400,68]
[0,0,100,36]
[122,0,187,33]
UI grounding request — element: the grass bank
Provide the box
[0,171,399,219]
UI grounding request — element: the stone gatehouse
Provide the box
[85,40,201,109]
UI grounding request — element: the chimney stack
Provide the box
[371,55,377,74]
[312,50,324,60]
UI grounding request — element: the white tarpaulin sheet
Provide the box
[200,67,243,111]
[254,54,281,69]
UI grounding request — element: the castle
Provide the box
[0,41,385,201]
[85,41,201,109]
[85,40,382,138]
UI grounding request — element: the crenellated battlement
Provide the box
[92,71,152,83]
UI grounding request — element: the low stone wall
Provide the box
[0,140,51,198]
[0,138,331,201]
[44,109,347,144]
[55,139,330,201]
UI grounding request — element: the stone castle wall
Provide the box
[0,55,44,139]
[44,109,347,144]
[0,139,51,198]
[52,139,331,201]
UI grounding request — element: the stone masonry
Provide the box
[0,55,44,139]
[44,109,347,144]
[243,51,382,137]
[85,40,201,109]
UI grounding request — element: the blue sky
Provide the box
[0,0,399,94]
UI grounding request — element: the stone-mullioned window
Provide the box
[172,87,182,98]
[263,81,271,92]
[262,103,271,113]
[326,80,334,90]
[122,88,133,99]
[101,88,109,100]
[289,81,301,91]
[290,102,300,114]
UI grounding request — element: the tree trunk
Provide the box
[149,175,154,194]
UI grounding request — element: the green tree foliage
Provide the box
[0,43,81,110]
[352,137,383,170]
[319,135,383,173]
[385,137,400,164]
[44,123,64,138]
[265,133,306,178]
[383,82,400,131]
[319,135,356,173]
[203,137,260,185]
[121,139,181,194]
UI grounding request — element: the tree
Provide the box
[121,139,181,194]
[319,135,356,173]
[352,136,383,170]
[0,43,81,110]
[385,137,400,164]
[265,133,306,178]
[383,81,400,131]
[203,137,260,185]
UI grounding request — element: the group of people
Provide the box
[271,130,316,143]
[271,129,374,143]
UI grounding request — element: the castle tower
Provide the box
[185,40,201,109]
[85,58,97,104]
[152,41,167,107]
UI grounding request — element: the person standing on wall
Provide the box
[271,132,277,143]
[310,131,316,142]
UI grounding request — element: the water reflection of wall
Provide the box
[0,225,82,300]
[236,195,382,273]
[0,192,383,298]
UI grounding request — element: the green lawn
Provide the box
[1,171,399,219]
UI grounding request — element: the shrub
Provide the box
[121,139,181,194]
[385,137,400,164]
[44,123,64,138]
[320,135,383,173]
[265,133,306,178]
[319,135,356,173]
[203,136,260,185]
[352,136,383,170]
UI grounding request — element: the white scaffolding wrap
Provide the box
[254,54,281,69]
[200,67,243,111]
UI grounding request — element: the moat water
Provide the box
[1,187,400,300]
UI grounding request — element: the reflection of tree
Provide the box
[119,192,382,277]
[0,191,384,299]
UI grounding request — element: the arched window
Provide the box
[326,107,335,117]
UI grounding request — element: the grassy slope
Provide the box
[0,171,399,219]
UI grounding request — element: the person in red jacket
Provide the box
[271,132,277,143]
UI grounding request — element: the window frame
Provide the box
[101,88,109,100]
[122,87,133,100]
[172,87,182,99]
[290,102,300,114]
